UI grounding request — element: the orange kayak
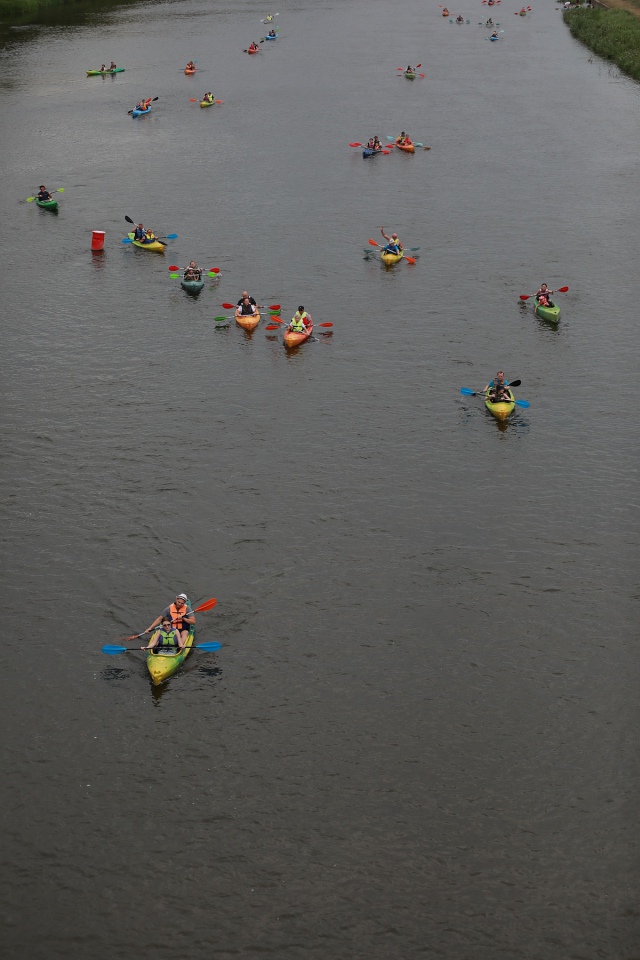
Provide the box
[185,67,196,75]
[284,317,313,349]
[248,47,259,54]
[235,308,261,331]
[396,141,415,154]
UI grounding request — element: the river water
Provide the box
[1,0,639,956]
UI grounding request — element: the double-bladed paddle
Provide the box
[107,596,218,647]
[26,187,64,202]
[189,98,223,104]
[520,286,568,300]
[102,640,222,655]
[460,384,530,408]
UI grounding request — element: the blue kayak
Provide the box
[264,33,278,39]
[132,105,152,117]
[362,147,382,159]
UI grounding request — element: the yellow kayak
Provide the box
[380,249,404,266]
[127,231,165,253]
[146,626,194,685]
[485,388,515,420]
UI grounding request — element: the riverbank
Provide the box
[564,6,640,81]
[0,0,134,28]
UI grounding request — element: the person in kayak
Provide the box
[143,228,157,244]
[202,92,214,103]
[373,136,382,150]
[487,381,511,403]
[184,261,202,281]
[146,593,195,646]
[100,64,107,72]
[486,18,494,26]
[37,186,53,202]
[396,132,412,146]
[483,371,510,393]
[265,14,274,21]
[143,615,183,653]
[132,223,146,241]
[109,61,117,71]
[186,60,196,71]
[134,98,151,113]
[380,226,403,254]
[268,28,277,36]
[238,297,257,316]
[288,307,311,333]
[237,290,257,306]
[406,65,414,73]
[535,283,555,302]
[456,15,465,23]
[248,42,259,52]
[490,30,499,38]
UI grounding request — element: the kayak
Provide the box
[380,249,404,266]
[185,67,196,74]
[87,67,125,75]
[248,47,260,54]
[396,141,415,153]
[264,33,278,39]
[132,105,151,117]
[146,624,195,685]
[485,388,515,420]
[404,71,417,79]
[362,147,382,158]
[181,278,205,293]
[489,36,500,40]
[284,317,313,348]
[200,99,215,107]
[534,295,560,323]
[235,308,261,331]
[36,198,58,211]
[127,231,165,253]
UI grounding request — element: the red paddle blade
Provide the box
[557,285,569,292]
[349,142,362,147]
[169,265,180,271]
[265,324,280,330]
[269,304,281,310]
[519,295,532,300]
[193,598,217,613]
[210,268,220,273]
[415,63,422,68]
[382,150,391,154]
[419,73,425,78]
[189,98,198,102]
[222,302,235,309]
[405,256,417,265]
[318,322,333,327]
[368,239,380,247]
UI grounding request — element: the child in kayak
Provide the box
[37,186,52,202]
[100,64,107,72]
[380,226,403,254]
[373,136,382,150]
[288,308,311,333]
[143,228,157,244]
[268,28,277,36]
[143,615,183,653]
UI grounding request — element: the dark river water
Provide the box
[1,0,639,956]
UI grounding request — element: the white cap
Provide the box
[176,593,188,601]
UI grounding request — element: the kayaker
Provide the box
[268,28,277,37]
[184,261,202,281]
[483,371,509,392]
[396,132,412,146]
[186,60,196,71]
[203,92,214,103]
[535,283,555,301]
[487,382,511,403]
[456,15,464,23]
[143,616,183,653]
[373,136,382,150]
[490,30,499,38]
[486,18,494,26]
[406,65,414,73]
[265,14,274,21]
[37,186,52,202]
[288,307,311,333]
[143,228,157,244]
[248,43,259,52]
[238,297,257,316]
[109,61,117,70]
[380,226,403,254]
[100,64,107,72]
[146,593,195,645]
[133,223,145,241]
[237,291,257,306]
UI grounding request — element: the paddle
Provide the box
[26,187,64,202]
[108,596,218,645]
[122,233,178,244]
[127,96,158,115]
[460,386,529,408]
[189,98,223,104]
[368,238,417,265]
[266,315,333,329]
[102,639,222,655]
[520,286,568,301]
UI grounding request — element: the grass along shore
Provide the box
[564,6,640,81]
[0,0,135,27]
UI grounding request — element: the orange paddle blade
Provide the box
[318,322,333,327]
[265,324,280,330]
[368,239,380,247]
[193,598,217,612]
[405,256,417,265]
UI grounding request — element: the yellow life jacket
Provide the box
[291,312,308,332]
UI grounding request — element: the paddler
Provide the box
[490,30,499,38]
[143,615,184,653]
[238,297,257,316]
[486,18,493,25]
[483,371,510,396]
[184,261,202,281]
[237,290,257,307]
[100,64,107,72]
[37,185,53,202]
[248,42,259,52]
[133,222,145,241]
[406,65,414,73]
[265,14,274,21]
[288,307,311,333]
[109,61,117,71]
[456,14,465,23]
[203,92,214,103]
[396,131,412,146]
[487,381,511,403]
[380,226,403,255]
[145,593,195,646]
[268,28,277,36]
[373,136,382,150]
[535,282,555,301]
[186,60,196,71]
[143,227,157,244]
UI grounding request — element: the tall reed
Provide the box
[564,8,640,81]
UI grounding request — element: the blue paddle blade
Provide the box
[122,238,133,244]
[515,399,530,408]
[460,388,478,396]
[196,641,222,651]
[165,233,178,239]
[102,644,129,654]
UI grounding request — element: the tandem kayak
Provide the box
[200,99,215,107]
[181,278,205,293]
[380,249,404,266]
[485,388,515,420]
[36,198,58,211]
[146,625,195,685]
[284,317,313,348]
[87,67,125,75]
[534,296,560,323]
[131,105,151,117]
[396,141,415,153]
[127,232,165,253]
[235,308,261,331]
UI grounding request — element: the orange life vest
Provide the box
[169,601,191,629]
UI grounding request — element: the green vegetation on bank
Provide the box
[0,0,75,20]
[564,8,640,81]
[0,0,135,27]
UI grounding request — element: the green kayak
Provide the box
[404,71,417,79]
[36,198,58,210]
[86,68,125,75]
[534,295,560,323]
